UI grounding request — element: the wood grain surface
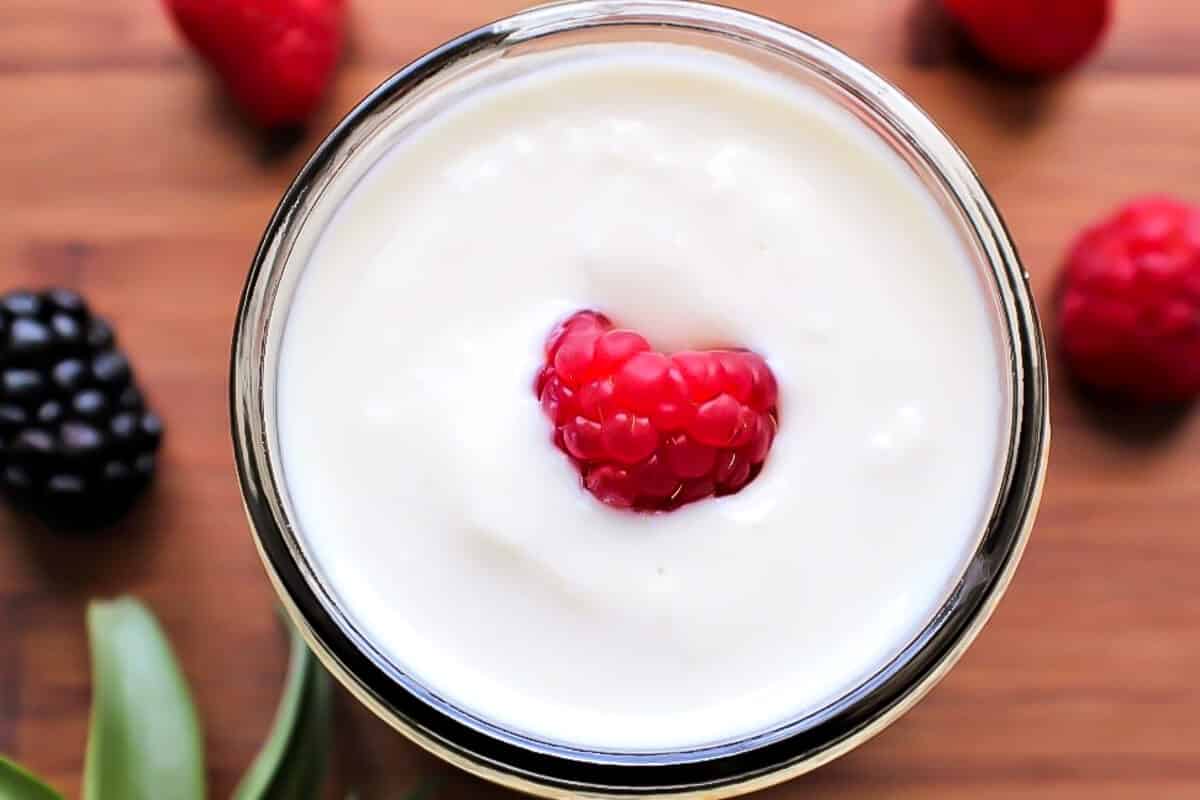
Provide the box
[2,1,1199,798]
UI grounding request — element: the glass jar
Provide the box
[230,1,1050,796]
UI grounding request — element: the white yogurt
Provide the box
[276,43,1009,751]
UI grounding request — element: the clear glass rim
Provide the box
[230,1,1051,796]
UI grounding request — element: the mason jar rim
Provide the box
[230,1,1050,796]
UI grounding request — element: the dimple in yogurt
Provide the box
[276,42,1010,751]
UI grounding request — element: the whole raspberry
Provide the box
[942,0,1110,76]
[1058,196,1200,405]
[163,0,345,128]
[536,311,779,511]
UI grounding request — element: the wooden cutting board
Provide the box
[2,1,1198,797]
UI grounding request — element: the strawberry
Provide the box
[536,311,779,511]
[1058,196,1200,405]
[163,0,346,127]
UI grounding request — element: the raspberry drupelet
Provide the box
[536,311,779,511]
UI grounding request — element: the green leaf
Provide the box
[83,597,205,800]
[0,755,63,800]
[233,613,332,800]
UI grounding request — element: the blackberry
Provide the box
[0,288,162,527]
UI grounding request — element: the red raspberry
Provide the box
[942,0,1109,76]
[536,311,779,511]
[163,0,345,128]
[1058,196,1200,405]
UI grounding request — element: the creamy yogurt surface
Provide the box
[276,43,1009,751]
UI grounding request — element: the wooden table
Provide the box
[2,1,1199,797]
